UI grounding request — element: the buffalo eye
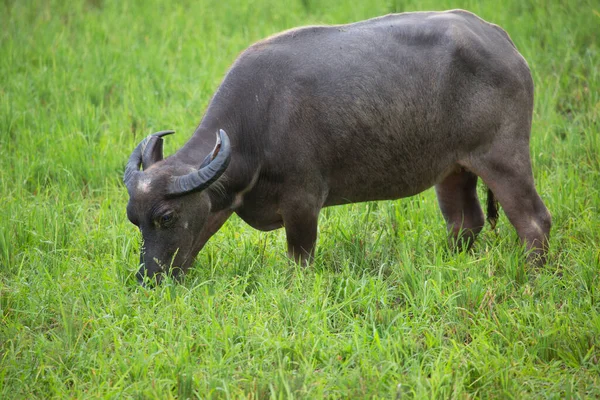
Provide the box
[156,211,175,228]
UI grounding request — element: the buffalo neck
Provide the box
[171,120,257,213]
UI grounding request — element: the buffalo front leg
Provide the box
[435,168,485,251]
[281,199,321,265]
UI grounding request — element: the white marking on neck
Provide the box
[231,167,261,210]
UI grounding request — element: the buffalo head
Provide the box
[123,129,231,285]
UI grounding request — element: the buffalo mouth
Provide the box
[136,254,190,287]
[136,268,186,287]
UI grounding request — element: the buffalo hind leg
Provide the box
[468,152,551,265]
[281,198,320,265]
[435,168,485,251]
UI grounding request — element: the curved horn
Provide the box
[142,130,175,170]
[167,129,231,197]
[123,130,175,188]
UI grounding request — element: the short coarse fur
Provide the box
[125,10,551,282]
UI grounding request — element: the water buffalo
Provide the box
[124,10,551,284]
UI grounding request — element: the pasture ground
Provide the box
[1,0,599,398]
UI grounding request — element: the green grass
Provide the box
[1,0,599,398]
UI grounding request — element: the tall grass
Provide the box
[1,0,599,398]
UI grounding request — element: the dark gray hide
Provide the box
[124,10,551,284]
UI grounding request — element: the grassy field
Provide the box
[1,0,599,398]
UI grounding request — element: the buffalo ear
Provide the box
[198,132,223,169]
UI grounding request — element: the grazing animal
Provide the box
[124,10,551,284]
